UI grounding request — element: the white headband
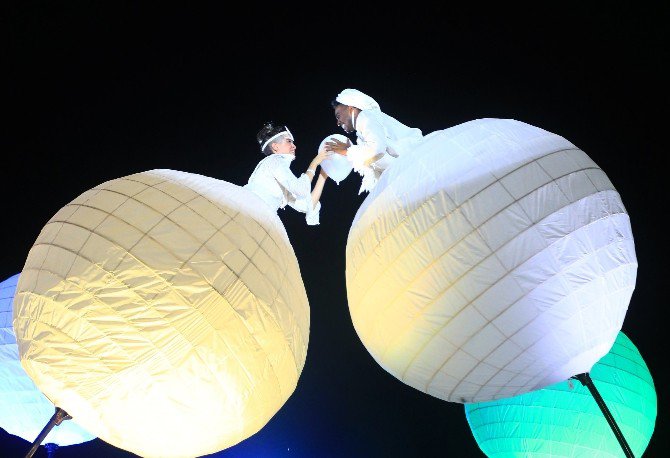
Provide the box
[261,128,294,151]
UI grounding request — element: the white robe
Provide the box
[244,153,321,225]
[347,108,423,193]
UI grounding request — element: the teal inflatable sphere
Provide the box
[465,333,656,457]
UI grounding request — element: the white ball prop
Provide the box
[346,119,636,403]
[1,273,95,446]
[13,170,310,458]
[318,134,353,184]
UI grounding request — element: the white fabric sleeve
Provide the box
[354,152,397,194]
[271,159,312,198]
[347,111,388,173]
[357,169,379,195]
[288,198,321,225]
[271,157,320,225]
[371,153,396,172]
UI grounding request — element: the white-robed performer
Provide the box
[245,121,331,225]
[324,88,424,193]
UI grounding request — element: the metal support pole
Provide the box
[572,373,635,458]
[24,407,71,458]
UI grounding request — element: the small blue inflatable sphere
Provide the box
[0,273,94,446]
[465,332,656,457]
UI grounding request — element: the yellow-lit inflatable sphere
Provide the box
[13,170,310,458]
[346,119,636,404]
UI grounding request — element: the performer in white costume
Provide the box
[245,121,330,225]
[325,88,423,193]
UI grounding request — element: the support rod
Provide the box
[572,373,634,458]
[24,407,71,458]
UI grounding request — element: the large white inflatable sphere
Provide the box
[346,119,636,403]
[13,170,310,457]
[1,273,95,446]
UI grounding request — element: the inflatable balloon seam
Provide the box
[350,187,625,345]
[352,149,605,276]
[365,191,628,364]
[37,180,304,381]
[174,181,308,354]
[152,172,307,376]
[350,143,584,235]
[17,251,241,372]
[15,288,143,387]
[79,217,297,386]
[406,269,633,402]
[348,145,602,295]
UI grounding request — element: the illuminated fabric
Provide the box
[13,169,310,458]
[318,134,353,184]
[245,153,321,225]
[346,118,637,403]
[335,89,423,194]
[1,273,94,446]
[465,332,657,457]
[335,88,380,111]
[346,109,424,194]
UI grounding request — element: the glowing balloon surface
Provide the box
[465,332,656,457]
[346,119,637,403]
[13,170,310,457]
[1,273,94,446]
[319,134,354,184]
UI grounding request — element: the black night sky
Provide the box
[3,4,668,457]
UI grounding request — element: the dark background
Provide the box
[3,3,667,457]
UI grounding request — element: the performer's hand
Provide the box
[315,150,333,165]
[324,138,350,156]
